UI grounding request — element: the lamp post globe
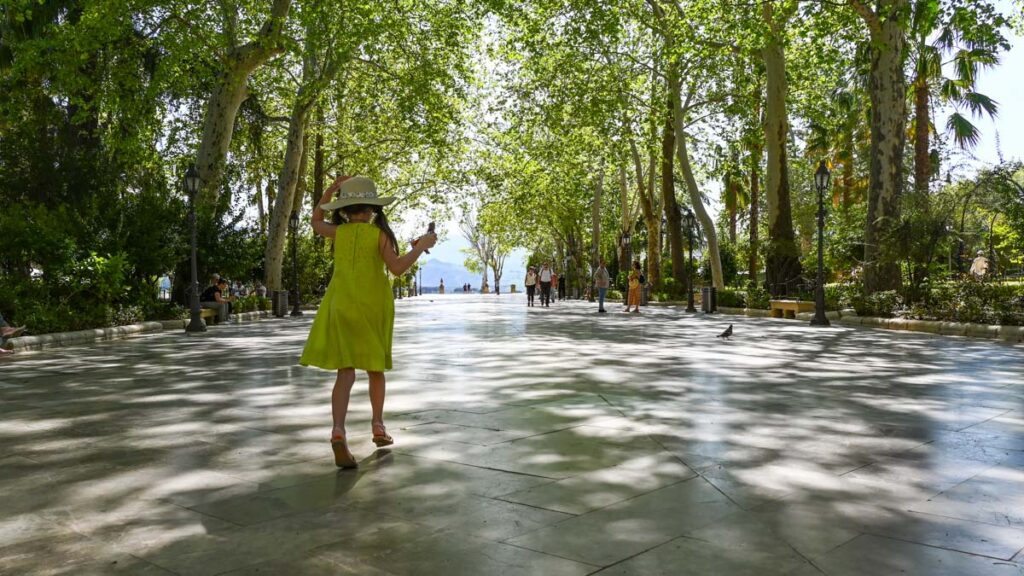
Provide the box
[184,164,206,333]
[684,208,697,313]
[810,160,831,327]
[289,210,303,316]
[185,165,200,197]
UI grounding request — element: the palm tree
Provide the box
[721,148,749,245]
[807,87,869,210]
[909,1,1006,198]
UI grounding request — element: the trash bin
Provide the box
[701,287,717,313]
[271,290,289,317]
[641,284,650,306]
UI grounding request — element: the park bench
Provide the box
[769,299,815,319]
[200,308,219,325]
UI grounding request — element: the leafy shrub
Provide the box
[823,282,860,311]
[615,271,629,291]
[717,288,746,308]
[234,295,258,313]
[656,277,691,301]
[851,290,902,318]
[17,305,78,336]
[701,243,739,286]
[746,287,770,310]
[912,279,1024,325]
[607,289,624,300]
[144,302,188,321]
[232,295,273,314]
[109,305,144,327]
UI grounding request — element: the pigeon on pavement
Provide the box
[717,324,733,339]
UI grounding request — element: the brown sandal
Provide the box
[331,436,358,469]
[371,423,394,447]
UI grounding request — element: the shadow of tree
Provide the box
[0,294,1022,574]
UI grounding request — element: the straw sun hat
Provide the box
[320,176,395,211]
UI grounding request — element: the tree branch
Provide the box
[847,0,881,37]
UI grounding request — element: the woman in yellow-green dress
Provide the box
[301,175,437,468]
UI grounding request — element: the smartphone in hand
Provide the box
[424,222,435,254]
[413,222,436,253]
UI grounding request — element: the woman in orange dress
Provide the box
[625,260,642,313]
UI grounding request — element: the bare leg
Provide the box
[368,371,386,426]
[368,371,394,445]
[331,368,356,438]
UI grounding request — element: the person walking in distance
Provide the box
[594,258,610,313]
[625,260,642,313]
[551,270,560,302]
[539,263,553,307]
[300,175,437,469]
[524,267,538,307]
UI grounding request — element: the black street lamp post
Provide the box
[289,211,303,316]
[418,268,423,296]
[811,160,831,327]
[684,207,696,313]
[565,253,572,300]
[185,164,206,333]
[621,232,632,295]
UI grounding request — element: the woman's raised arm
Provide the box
[380,233,437,277]
[311,176,349,239]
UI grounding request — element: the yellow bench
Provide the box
[200,308,219,324]
[769,299,815,319]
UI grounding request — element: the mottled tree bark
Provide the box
[668,69,724,290]
[196,0,292,206]
[762,0,802,296]
[629,136,661,289]
[662,100,685,287]
[852,0,908,293]
[265,102,311,291]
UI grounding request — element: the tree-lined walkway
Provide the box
[2,296,1023,575]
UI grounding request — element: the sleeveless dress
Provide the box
[628,271,641,306]
[300,223,395,371]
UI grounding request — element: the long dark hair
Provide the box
[333,204,399,254]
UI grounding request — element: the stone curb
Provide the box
[836,314,1022,343]
[714,305,1021,343]
[5,321,166,353]
[4,307,319,353]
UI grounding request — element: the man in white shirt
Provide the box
[969,250,989,278]
[539,263,553,307]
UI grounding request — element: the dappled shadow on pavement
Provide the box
[1,294,1023,575]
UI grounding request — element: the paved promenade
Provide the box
[2,295,1023,575]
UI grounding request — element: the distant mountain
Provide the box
[417,258,526,292]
